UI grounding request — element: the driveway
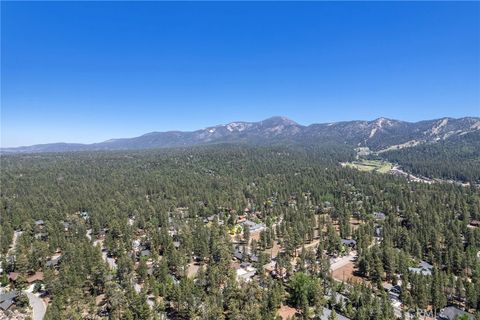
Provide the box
[25,292,46,320]
[330,251,357,271]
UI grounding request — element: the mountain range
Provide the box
[2,116,479,154]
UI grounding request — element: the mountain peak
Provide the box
[371,117,396,128]
[261,116,299,126]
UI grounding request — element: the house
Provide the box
[341,239,357,248]
[319,307,350,320]
[469,220,480,228]
[382,283,401,300]
[233,250,243,261]
[0,290,18,311]
[438,306,474,320]
[236,263,256,282]
[35,220,45,226]
[242,220,265,232]
[408,260,433,276]
[26,272,44,283]
[263,261,287,279]
[140,250,151,258]
[46,255,62,267]
[373,212,386,221]
[419,260,433,270]
[8,272,20,282]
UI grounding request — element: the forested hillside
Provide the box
[378,131,480,183]
[1,145,479,319]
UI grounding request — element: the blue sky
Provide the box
[1,1,479,147]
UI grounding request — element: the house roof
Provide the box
[408,267,432,276]
[419,260,433,270]
[341,239,357,246]
[0,299,14,311]
[236,266,256,282]
[140,250,151,257]
[8,272,20,281]
[409,260,433,276]
[27,272,44,283]
[319,307,350,320]
[46,256,61,267]
[0,290,18,303]
[242,220,265,231]
[373,212,386,220]
[438,306,474,320]
[234,250,243,260]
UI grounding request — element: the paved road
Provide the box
[26,292,46,320]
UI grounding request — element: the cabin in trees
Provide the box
[264,261,287,279]
[319,307,351,320]
[0,290,17,311]
[242,220,265,232]
[34,220,45,232]
[341,239,357,248]
[468,219,480,228]
[438,306,474,320]
[235,262,257,283]
[408,260,433,276]
[8,272,44,285]
[373,212,386,221]
[233,249,243,261]
[45,255,62,268]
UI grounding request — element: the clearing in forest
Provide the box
[341,159,393,174]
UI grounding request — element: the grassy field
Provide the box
[341,159,393,173]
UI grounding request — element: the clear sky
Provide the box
[1,1,479,147]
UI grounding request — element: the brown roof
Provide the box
[8,272,19,281]
[27,272,44,283]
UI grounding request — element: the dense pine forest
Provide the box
[378,131,480,183]
[1,145,479,319]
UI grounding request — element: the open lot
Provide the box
[341,159,393,174]
[331,261,365,284]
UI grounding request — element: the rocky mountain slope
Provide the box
[2,116,479,153]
